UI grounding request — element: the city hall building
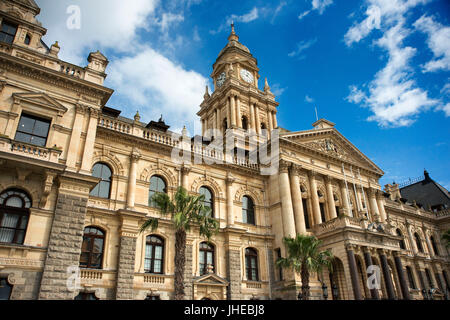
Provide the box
[0,0,448,300]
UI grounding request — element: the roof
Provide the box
[400,171,450,209]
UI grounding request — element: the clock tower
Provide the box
[198,24,279,138]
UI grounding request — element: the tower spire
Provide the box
[228,21,239,42]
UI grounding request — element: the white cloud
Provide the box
[36,0,159,64]
[414,15,450,73]
[305,95,315,103]
[271,1,287,24]
[36,0,209,134]
[312,0,334,14]
[344,0,430,46]
[210,7,259,35]
[344,0,446,127]
[441,82,450,95]
[107,47,208,134]
[271,83,287,97]
[298,0,333,21]
[288,38,317,58]
[441,103,450,117]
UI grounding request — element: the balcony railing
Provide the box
[0,137,62,164]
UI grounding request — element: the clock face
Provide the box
[240,69,254,84]
[216,72,226,88]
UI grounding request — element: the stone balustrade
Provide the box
[0,136,62,164]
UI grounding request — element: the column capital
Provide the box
[180,165,192,174]
[75,104,87,115]
[377,248,388,256]
[362,246,371,254]
[130,148,141,162]
[226,172,235,185]
[345,243,357,251]
[289,163,302,176]
[307,169,317,178]
[324,175,335,184]
[279,160,291,173]
[88,107,100,119]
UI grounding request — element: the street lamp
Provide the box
[428,288,436,300]
[322,283,328,300]
[421,289,429,300]
[332,284,339,300]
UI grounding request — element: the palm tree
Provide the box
[140,186,218,300]
[442,229,450,248]
[276,234,334,300]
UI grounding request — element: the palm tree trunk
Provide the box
[301,263,310,300]
[174,228,186,300]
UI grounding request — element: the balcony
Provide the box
[0,136,62,164]
[134,273,173,290]
[79,268,116,287]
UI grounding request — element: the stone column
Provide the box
[216,109,221,133]
[272,111,277,129]
[325,176,337,219]
[368,188,380,222]
[393,252,411,300]
[289,164,307,235]
[126,149,141,209]
[181,165,191,190]
[255,104,261,135]
[268,110,274,133]
[250,102,256,131]
[363,247,380,299]
[406,222,418,255]
[279,161,296,237]
[376,192,387,222]
[379,250,396,300]
[339,180,351,216]
[226,173,235,226]
[423,228,434,257]
[236,97,242,128]
[66,104,86,171]
[80,107,100,174]
[230,95,236,128]
[346,244,363,300]
[226,98,231,129]
[38,173,98,300]
[308,171,322,225]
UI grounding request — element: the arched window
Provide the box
[149,175,167,208]
[199,242,215,275]
[405,266,416,289]
[145,235,164,274]
[260,123,266,130]
[80,227,105,269]
[425,268,434,288]
[90,163,112,199]
[74,292,98,300]
[24,34,31,45]
[199,186,214,217]
[396,229,406,250]
[0,278,12,300]
[223,118,228,131]
[430,236,439,256]
[0,189,31,244]
[242,196,255,225]
[414,233,424,253]
[245,248,259,281]
[242,116,248,130]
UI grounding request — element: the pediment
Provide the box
[281,128,384,175]
[12,92,68,115]
[193,273,229,286]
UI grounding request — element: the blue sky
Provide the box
[35,0,449,189]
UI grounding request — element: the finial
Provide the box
[134,110,140,122]
[204,85,210,99]
[264,77,271,93]
[159,114,164,122]
[182,125,188,136]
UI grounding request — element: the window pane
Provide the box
[90,184,100,197]
[98,181,110,198]
[1,213,19,228]
[145,244,153,259]
[154,246,162,259]
[14,230,25,244]
[32,119,50,137]
[154,260,161,273]
[14,132,32,144]
[82,237,92,252]
[29,135,46,147]
[5,196,23,208]
[0,228,14,243]
[0,278,12,300]
[80,253,89,266]
[17,116,35,134]
[93,238,103,253]
[18,216,28,229]
[207,252,213,264]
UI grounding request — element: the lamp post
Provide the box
[421,289,429,300]
[332,283,339,300]
[428,288,436,300]
[322,282,328,300]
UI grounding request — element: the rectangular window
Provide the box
[319,203,326,223]
[0,21,17,44]
[275,248,283,281]
[14,113,51,147]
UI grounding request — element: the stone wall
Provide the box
[115,236,137,300]
[38,193,88,299]
[226,249,242,299]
